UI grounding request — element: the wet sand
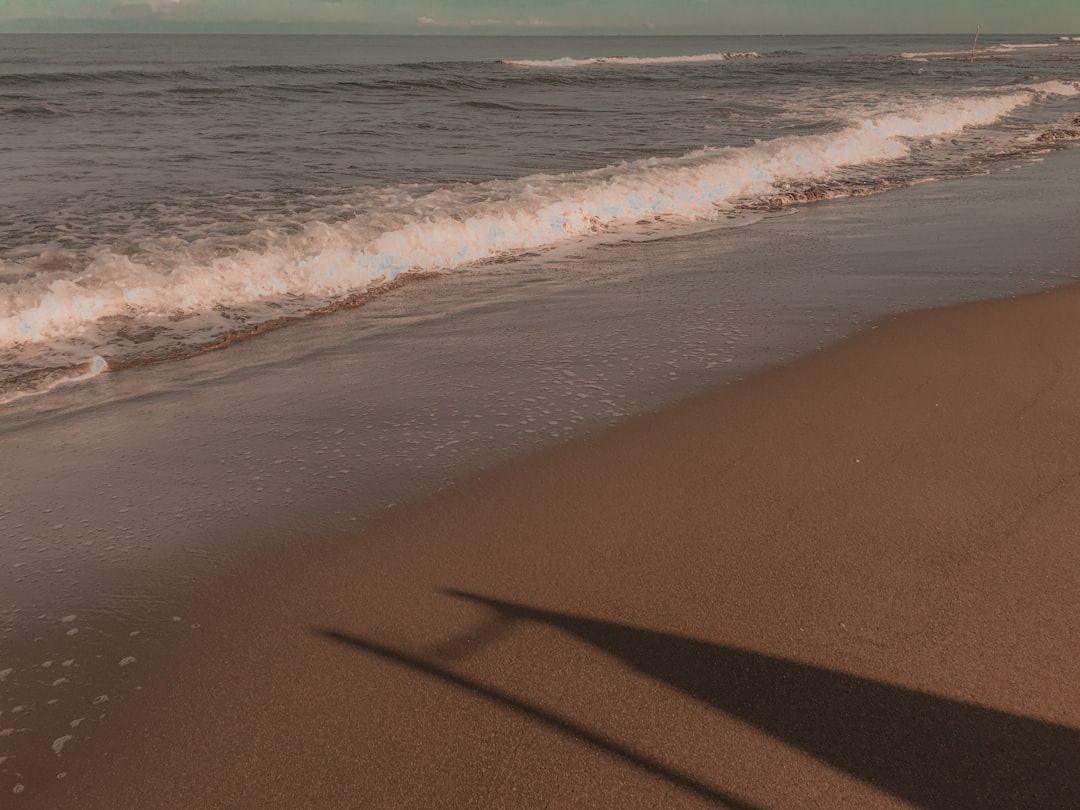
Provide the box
[36,278,1080,808]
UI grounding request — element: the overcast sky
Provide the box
[2,0,1077,35]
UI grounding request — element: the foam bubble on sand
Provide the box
[51,735,73,755]
[0,669,11,682]
[118,656,136,667]
[60,615,77,623]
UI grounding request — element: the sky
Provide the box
[1,0,1077,35]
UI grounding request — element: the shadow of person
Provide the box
[319,590,1079,809]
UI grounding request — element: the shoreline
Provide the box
[35,279,1080,808]
[3,35,1079,806]
[4,149,1080,804]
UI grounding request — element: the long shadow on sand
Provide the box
[320,591,1079,809]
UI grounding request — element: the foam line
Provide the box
[1,82,1076,350]
[503,52,760,68]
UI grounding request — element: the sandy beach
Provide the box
[24,273,1079,808]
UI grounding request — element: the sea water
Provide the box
[1,33,1079,396]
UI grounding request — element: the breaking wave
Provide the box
[902,39,1069,61]
[502,52,761,68]
[4,81,1075,359]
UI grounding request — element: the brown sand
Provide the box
[41,284,1080,808]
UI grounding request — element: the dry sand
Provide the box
[36,282,1080,808]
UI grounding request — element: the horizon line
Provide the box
[0,29,1064,37]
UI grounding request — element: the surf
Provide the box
[502,52,761,68]
[3,81,1077,355]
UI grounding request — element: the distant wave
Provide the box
[3,102,70,118]
[902,41,1063,60]
[0,63,577,95]
[995,42,1060,49]
[900,49,969,60]
[0,68,208,86]
[2,80,1076,352]
[0,64,391,87]
[502,52,760,68]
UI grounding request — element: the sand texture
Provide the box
[35,282,1080,809]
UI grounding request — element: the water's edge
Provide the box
[2,147,1080,800]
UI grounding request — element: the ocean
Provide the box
[1,33,1080,799]
[2,33,1079,396]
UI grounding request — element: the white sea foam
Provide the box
[0,356,107,404]
[995,42,1060,50]
[900,49,970,60]
[902,42,1061,60]
[0,82,1076,352]
[503,51,760,67]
